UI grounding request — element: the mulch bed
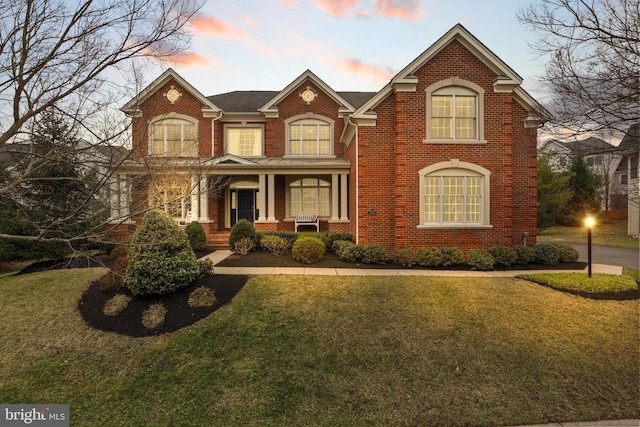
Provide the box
[11,250,636,338]
[78,273,248,337]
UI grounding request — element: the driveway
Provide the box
[567,243,639,270]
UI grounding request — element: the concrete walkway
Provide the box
[202,250,624,277]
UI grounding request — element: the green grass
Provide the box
[518,273,638,294]
[0,271,638,426]
[538,218,639,250]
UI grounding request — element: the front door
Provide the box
[231,189,258,226]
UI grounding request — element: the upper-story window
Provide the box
[286,115,333,156]
[425,78,485,144]
[226,126,263,157]
[150,117,197,156]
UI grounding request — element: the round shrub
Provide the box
[393,248,416,267]
[416,247,444,268]
[125,210,199,296]
[441,247,464,267]
[361,244,387,264]
[326,232,353,251]
[488,246,517,266]
[229,219,256,251]
[534,243,560,266]
[333,241,363,263]
[514,245,536,264]
[185,221,207,251]
[300,232,328,247]
[292,236,326,264]
[555,243,580,263]
[467,249,495,271]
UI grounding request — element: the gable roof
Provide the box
[352,24,550,123]
[541,137,616,156]
[121,68,221,117]
[259,70,359,117]
[618,123,639,153]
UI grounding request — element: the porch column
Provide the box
[190,175,199,222]
[340,173,348,220]
[331,174,340,221]
[258,174,267,221]
[199,176,209,221]
[267,174,276,221]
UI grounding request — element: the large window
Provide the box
[286,115,333,156]
[289,178,330,217]
[425,78,485,143]
[419,161,491,228]
[226,127,263,157]
[151,119,197,156]
[149,178,191,220]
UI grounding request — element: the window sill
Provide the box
[422,139,488,145]
[417,224,493,230]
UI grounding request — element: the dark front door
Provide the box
[237,190,254,222]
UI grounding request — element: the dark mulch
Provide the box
[78,274,248,337]
[217,250,590,271]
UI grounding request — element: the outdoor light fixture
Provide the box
[585,216,595,277]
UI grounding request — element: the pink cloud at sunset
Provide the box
[338,57,395,86]
[189,14,246,38]
[313,0,360,17]
[374,0,423,20]
[168,51,210,67]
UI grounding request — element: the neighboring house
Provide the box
[617,123,639,237]
[538,137,626,211]
[115,24,549,252]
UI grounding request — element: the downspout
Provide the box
[348,118,359,245]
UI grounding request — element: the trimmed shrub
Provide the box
[514,245,536,264]
[125,210,199,296]
[185,221,207,251]
[467,249,495,271]
[188,287,217,308]
[292,236,326,264]
[441,247,464,267]
[109,245,128,260]
[229,219,256,251]
[416,247,444,268]
[535,243,560,265]
[299,232,328,247]
[488,246,517,267]
[334,241,363,263]
[197,258,215,277]
[361,244,386,264]
[326,232,353,251]
[393,248,416,267]
[555,243,580,263]
[233,237,255,255]
[260,235,292,256]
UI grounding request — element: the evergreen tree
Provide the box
[560,156,602,226]
[537,157,571,228]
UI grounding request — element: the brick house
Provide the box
[114,24,549,251]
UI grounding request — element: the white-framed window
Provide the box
[286,115,333,156]
[289,178,330,218]
[425,78,485,143]
[225,126,263,157]
[419,160,491,228]
[149,177,191,220]
[150,117,197,156]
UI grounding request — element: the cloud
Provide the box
[189,14,247,38]
[279,0,299,6]
[168,51,210,67]
[313,0,360,17]
[337,57,395,86]
[374,0,423,20]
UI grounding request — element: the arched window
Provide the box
[149,115,197,156]
[289,178,330,217]
[286,115,333,156]
[424,78,485,143]
[418,160,491,228]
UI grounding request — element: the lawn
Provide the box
[0,269,638,426]
[538,218,639,250]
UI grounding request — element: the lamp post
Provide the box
[585,216,595,277]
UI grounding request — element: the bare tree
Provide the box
[519,0,640,137]
[0,0,204,252]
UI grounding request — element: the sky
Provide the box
[151,0,551,103]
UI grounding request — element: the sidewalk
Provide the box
[202,250,624,277]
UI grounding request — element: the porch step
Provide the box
[207,233,230,250]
